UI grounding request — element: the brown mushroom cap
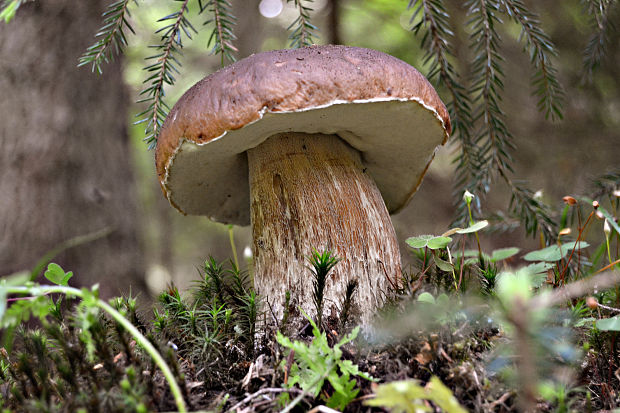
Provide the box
[156,45,451,225]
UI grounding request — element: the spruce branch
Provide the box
[0,0,33,23]
[467,0,514,186]
[409,1,561,241]
[451,0,514,227]
[78,0,137,74]
[500,0,564,120]
[287,0,318,47]
[468,0,558,242]
[408,0,474,140]
[504,175,557,242]
[581,0,618,82]
[136,0,195,149]
[199,0,238,66]
[591,171,620,199]
[407,0,482,225]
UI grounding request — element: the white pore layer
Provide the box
[163,98,448,225]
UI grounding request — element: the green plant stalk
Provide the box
[607,229,620,309]
[4,285,187,412]
[465,196,483,259]
[27,227,112,281]
[606,230,613,269]
[228,225,239,269]
[445,246,459,291]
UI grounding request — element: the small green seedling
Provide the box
[44,263,74,286]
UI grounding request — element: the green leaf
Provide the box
[490,247,520,262]
[523,242,589,262]
[436,293,450,307]
[365,377,466,413]
[433,254,454,272]
[596,316,620,331]
[523,245,563,262]
[454,249,491,264]
[530,272,548,288]
[524,262,554,275]
[364,380,430,412]
[455,220,489,234]
[406,235,452,250]
[406,235,434,249]
[561,241,590,252]
[498,263,551,290]
[417,292,435,304]
[496,271,534,303]
[426,376,468,413]
[574,317,596,328]
[44,263,73,286]
[327,377,358,410]
[339,359,376,382]
[427,236,452,250]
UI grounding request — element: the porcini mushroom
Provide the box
[155,45,450,329]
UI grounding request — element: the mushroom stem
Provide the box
[248,132,402,330]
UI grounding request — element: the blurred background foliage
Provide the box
[90,0,620,295]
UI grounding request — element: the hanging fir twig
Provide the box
[500,0,564,120]
[136,0,196,149]
[199,0,237,66]
[0,0,33,23]
[78,0,138,74]
[581,0,618,82]
[504,176,556,241]
[287,0,318,47]
[409,0,559,242]
[408,0,481,224]
[467,0,514,183]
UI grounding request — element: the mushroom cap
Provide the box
[156,45,451,225]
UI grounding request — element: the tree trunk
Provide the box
[0,1,146,299]
[248,133,401,331]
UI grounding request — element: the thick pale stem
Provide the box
[248,132,401,329]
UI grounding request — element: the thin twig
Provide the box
[226,387,304,412]
[560,210,595,282]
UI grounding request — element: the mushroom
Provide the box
[155,45,450,329]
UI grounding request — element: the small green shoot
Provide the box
[308,249,340,329]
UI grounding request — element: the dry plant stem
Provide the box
[597,258,620,274]
[248,132,401,328]
[225,387,304,412]
[560,210,594,283]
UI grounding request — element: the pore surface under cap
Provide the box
[156,45,451,225]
